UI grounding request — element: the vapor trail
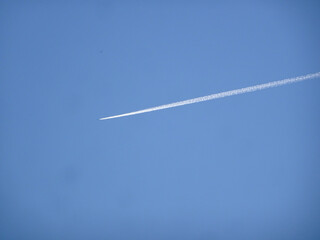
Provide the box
[100,72,320,120]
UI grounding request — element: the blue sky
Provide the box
[1,1,320,239]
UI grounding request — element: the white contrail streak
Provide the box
[99,72,320,120]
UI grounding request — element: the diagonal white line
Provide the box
[100,72,320,120]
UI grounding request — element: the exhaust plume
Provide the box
[100,72,320,120]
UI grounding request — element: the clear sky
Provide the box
[1,1,320,239]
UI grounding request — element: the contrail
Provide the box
[99,72,320,120]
